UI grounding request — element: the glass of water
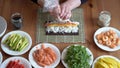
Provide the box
[98,11,111,27]
[11,12,23,29]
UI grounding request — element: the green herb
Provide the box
[64,45,91,68]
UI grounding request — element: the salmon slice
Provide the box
[33,44,57,67]
[44,47,57,61]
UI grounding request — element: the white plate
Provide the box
[61,44,94,68]
[0,16,7,38]
[94,27,120,51]
[0,56,32,68]
[0,52,3,65]
[29,43,61,68]
[1,30,32,55]
[92,55,120,68]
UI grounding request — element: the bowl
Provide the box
[0,16,7,37]
[1,30,32,55]
[92,55,120,68]
[0,52,3,65]
[61,44,94,68]
[94,27,120,51]
[29,43,61,68]
[0,56,32,68]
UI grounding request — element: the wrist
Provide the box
[66,0,81,10]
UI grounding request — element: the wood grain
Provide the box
[0,0,120,68]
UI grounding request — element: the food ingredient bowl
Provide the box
[0,16,7,38]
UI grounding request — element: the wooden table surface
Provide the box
[0,0,120,68]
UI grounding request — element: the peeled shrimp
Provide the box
[98,40,103,44]
[106,40,112,46]
[102,36,109,41]
[96,29,120,48]
[96,34,102,40]
[116,38,120,45]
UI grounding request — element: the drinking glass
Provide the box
[98,11,111,27]
[11,12,23,29]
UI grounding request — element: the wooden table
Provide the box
[0,0,120,68]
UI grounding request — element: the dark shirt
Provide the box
[81,0,88,4]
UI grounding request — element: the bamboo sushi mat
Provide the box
[36,8,85,43]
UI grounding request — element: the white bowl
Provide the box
[0,52,3,65]
[61,44,94,68]
[0,16,7,38]
[1,30,32,55]
[29,43,61,68]
[0,56,32,68]
[92,55,120,68]
[94,27,120,51]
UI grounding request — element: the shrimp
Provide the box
[116,38,120,45]
[109,29,115,34]
[112,33,118,38]
[96,34,102,40]
[111,38,117,44]
[109,35,114,39]
[110,44,116,48]
[102,36,109,41]
[105,31,110,36]
[106,40,112,46]
[96,29,120,48]
[98,39,103,44]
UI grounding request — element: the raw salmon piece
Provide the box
[41,44,45,49]
[46,54,54,63]
[37,62,46,67]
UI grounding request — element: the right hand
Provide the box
[59,2,72,20]
[49,3,72,20]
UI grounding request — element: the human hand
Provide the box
[49,5,61,19]
[49,4,72,20]
[59,2,72,20]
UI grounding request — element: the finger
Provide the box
[49,6,61,18]
[57,5,61,14]
[60,6,66,17]
[63,11,71,19]
[63,10,71,20]
[61,9,70,19]
[60,10,68,19]
[53,5,60,15]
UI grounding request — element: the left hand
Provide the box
[49,5,61,19]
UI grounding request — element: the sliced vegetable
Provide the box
[6,60,24,68]
[64,45,91,68]
[3,34,29,51]
[94,57,120,68]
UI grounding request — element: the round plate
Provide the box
[29,43,61,68]
[0,56,32,68]
[61,44,94,68]
[94,27,120,51]
[0,52,3,65]
[92,55,120,68]
[0,16,7,37]
[1,30,32,55]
